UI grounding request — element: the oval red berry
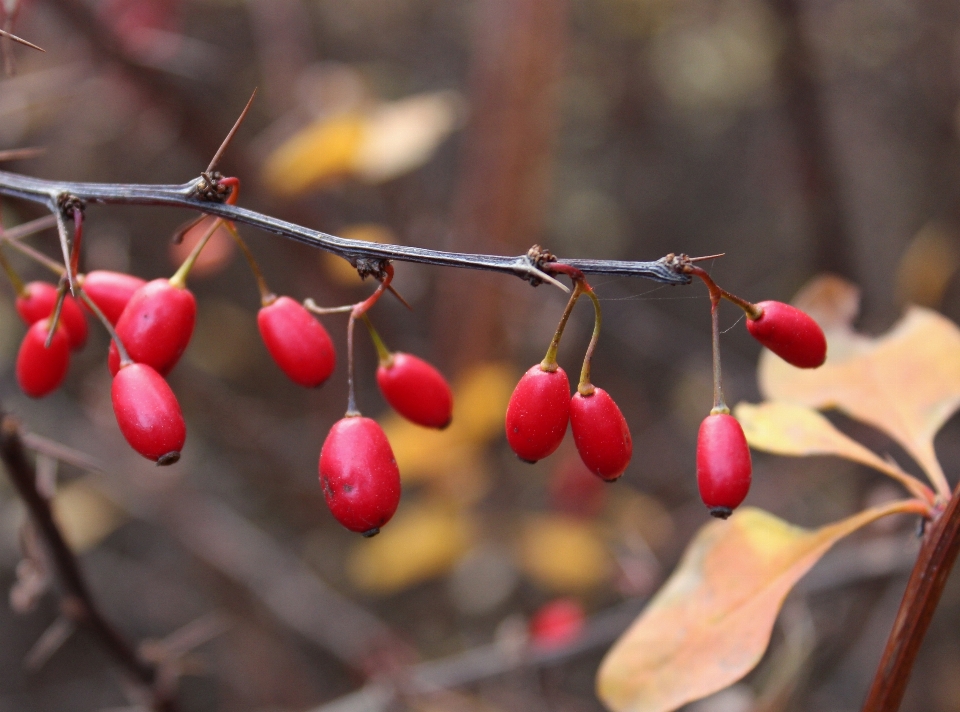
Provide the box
[16,320,70,398]
[109,278,196,376]
[112,363,186,464]
[529,598,585,650]
[746,301,826,369]
[505,365,570,463]
[81,270,147,325]
[319,417,401,535]
[696,413,752,518]
[569,387,632,480]
[377,352,453,429]
[257,296,336,387]
[16,281,88,351]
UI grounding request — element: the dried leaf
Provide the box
[597,503,916,712]
[347,502,474,594]
[262,91,461,196]
[734,401,896,473]
[517,514,612,593]
[353,91,461,183]
[262,113,366,196]
[759,277,960,491]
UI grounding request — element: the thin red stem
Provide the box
[345,265,395,417]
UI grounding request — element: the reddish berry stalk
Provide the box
[16,319,70,398]
[16,281,88,351]
[112,363,186,465]
[319,416,401,536]
[696,413,752,518]
[746,300,827,369]
[258,296,336,387]
[80,270,147,325]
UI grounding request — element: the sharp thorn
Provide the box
[529,266,570,293]
[0,29,45,53]
[688,253,725,263]
[386,284,413,311]
[0,146,46,163]
[206,88,258,174]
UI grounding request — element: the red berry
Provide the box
[505,365,570,463]
[15,281,88,351]
[111,363,186,465]
[529,598,585,649]
[377,353,453,429]
[746,301,827,369]
[319,416,401,536]
[108,278,196,376]
[80,270,147,325]
[697,413,752,518]
[16,320,70,398]
[257,296,336,387]
[569,387,632,480]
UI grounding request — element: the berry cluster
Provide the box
[676,256,827,518]
[505,269,633,482]
[2,188,457,538]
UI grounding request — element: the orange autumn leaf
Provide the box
[596,502,918,712]
[758,276,960,495]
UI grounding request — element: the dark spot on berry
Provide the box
[518,455,538,464]
[156,451,180,466]
[342,483,354,492]
[709,506,733,520]
[320,476,333,499]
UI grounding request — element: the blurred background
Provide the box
[1,0,960,710]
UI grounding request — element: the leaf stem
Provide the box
[863,483,960,712]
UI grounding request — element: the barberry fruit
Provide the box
[746,301,827,369]
[108,278,196,376]
[528,598,585,649]
[80,270,147,325]
[377,353,453,429]
[505,365,570,463]
[111,363,186,465]
[258,296,336,387]
[696,413,752,519]
[319,416,401,536]
[16,281,88,350]
[569,387,632,480]
[16,319,70,398]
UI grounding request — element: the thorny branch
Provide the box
[0,170,691,288]
[0,412,176,711]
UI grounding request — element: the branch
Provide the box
[0,170,691,286]
[0,412,175,711]
[862,485,960,711]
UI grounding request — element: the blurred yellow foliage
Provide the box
[52,480,126,553]
[516,513,612,593]
[347,501,474,594]
[262,91,461,196]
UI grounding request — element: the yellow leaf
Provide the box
[896,221,960,308]
[758,276,960,493]
[597,503,917,712]
[449,362,516,444]
[262,113,365,196]
[734,401,898,473]
[347,502,473,594]
[517,514,612,593]
[353,91,461,183]
[52,481,126,552]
